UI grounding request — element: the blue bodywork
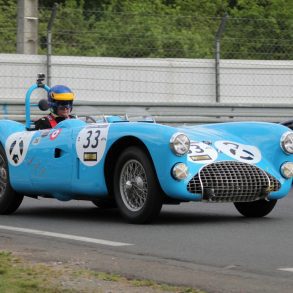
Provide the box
[1,82,292,204]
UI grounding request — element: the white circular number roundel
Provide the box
[188,141,218,164]
[5,131,35,166]
[76,124,110,166]
[215,140,261,164]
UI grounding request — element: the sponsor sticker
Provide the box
[50,129,62,140]
[32,137,41,145]
[84,152,97,161]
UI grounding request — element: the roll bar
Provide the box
[25,74,51,130]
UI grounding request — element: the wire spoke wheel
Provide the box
[120,159,148,212]
[0,145,23,214]
[114,146,163,224]
[0,155,7,199]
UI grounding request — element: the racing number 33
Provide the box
[223,142,254,160]
[215,140,261,164]
[76,125,110,167]
[83,130,100,148]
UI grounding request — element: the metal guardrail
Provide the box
[0,100,292,125]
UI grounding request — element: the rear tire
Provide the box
[0,145,23,214]
[234,199,277,218]
[113,146,163,224]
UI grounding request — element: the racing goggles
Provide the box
[57,104,72,110]
[52,100,73,110]
[57,106,72,111]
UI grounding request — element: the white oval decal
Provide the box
[188,141,218,164]
[5,131,35,166]
[76,124,109,166]
[215,140,261,164]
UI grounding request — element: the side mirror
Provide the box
[38,99,49,111]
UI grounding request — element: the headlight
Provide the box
[170,133,190,156]
[280,162,293,178]
[172,163,189,180]
[281,131,293,154]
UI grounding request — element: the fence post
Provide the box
[215,13,228,103]
[16,0,39,54]
[47,3,58,87]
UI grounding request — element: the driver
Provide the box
[35,85,75,130]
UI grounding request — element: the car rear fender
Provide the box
[0,120,26,148]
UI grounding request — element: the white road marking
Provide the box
[277,268,293,272]
[0,225,133,247]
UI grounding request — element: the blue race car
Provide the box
[1,75,293,223]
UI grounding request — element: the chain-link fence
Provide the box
[221,17,292,60]
[0,4,292,105]
[6,6,291,60]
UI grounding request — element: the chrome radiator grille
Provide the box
[187,161,281,202]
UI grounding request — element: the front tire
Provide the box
[92,198,117,209]
[234,199,277,218]
[113,147,163,224]
[0,145,23,214]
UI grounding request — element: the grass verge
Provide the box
[0,250,206,293]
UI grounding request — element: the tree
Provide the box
[90,0,221,58]
[0,0,292,59]
[222,0,293,59]
[39,0,98,56]
[0,0,17,53]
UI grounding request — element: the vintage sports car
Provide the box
[1,75,293,224]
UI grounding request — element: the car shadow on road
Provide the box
[10,203,279,226]
[156,202,280,225]
[156,210,277,225]
[13,205,123,224]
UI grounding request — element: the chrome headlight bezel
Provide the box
[169,132,190,156]
[281,131,293,154]
[171,163,189,180]
[280,162,293,179]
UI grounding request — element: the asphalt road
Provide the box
[1,191,293,293]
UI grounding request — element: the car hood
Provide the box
[175,124,248,144]
[176,121,287,146]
